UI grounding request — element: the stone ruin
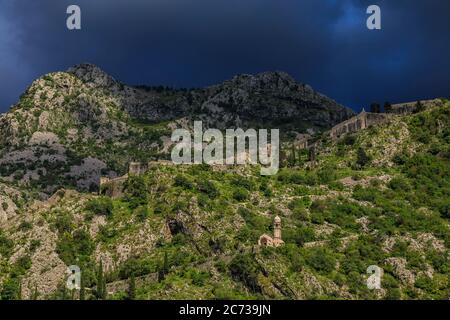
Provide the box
[258,216,285,247]
[99,162,146,198]
[329,109,391,140]
[329,99,444,140]
[294,133,311,149]
[389,98,443,115]
[99,161,176,198]
[128,161,147,175]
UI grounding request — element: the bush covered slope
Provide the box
[0,66,448,300]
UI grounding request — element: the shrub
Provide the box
[29,239,41,252]
[352,186,378,203]
[124,175,148,209]
[0,231,14,257]
[289,197,312,211]
[385,288,402,300]
[233,188,249,202]
[86,197,113,217]
[310,199,327,213]
[135,206,150,222]
[18,221,33,232]
[230,176,255,190]
[174,174,193,190]
[343,134,357,146]
[229,253,261,292]
[0,278,20,300]
[56,229,94,265]
[356,147,371,167]
[54,213,73,234]
[318,167,338,184]
[259,180,272,197]
[388,177,411,192]
[118,257,155,278]
[392,153,408,165]
[197,180,219,199]
[438,202,450,219]
[305,248,336,274]
[15,255,32,274]
[188,269,210,286]
[304,172,318,186]
[283,226,315,246]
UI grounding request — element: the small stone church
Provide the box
[258,216,284,247]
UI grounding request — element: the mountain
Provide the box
[0,64,353,194]
[0,64,448,300]
[69,63,353,128]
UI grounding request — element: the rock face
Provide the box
[0,63,354,194]
[67,64,354,129]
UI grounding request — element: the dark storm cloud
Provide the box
[0,0,449,112]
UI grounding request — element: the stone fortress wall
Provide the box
[389,98,443,115]
[328,99,443,140]
[99,100,443,197]
[329,110,391,140]
[99,161,174,198]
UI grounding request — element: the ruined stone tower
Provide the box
[273,216,284,246]
[128,162,148,175]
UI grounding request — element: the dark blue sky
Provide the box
[1,0,449,113]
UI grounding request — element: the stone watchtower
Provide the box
[128,162,145,175]
[273,216,281,241]
[273,216,284,246]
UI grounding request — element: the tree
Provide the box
[308,146,316,162]
[0,278,20,300]
[124,175,148,209]
[233,188,249,202]
[85,197,113,217]
[197,180,219,199]
[384,101,392,113]
[97,261,106,300]
[415,100,425,113]
[229,253,261,292]
[163,252,169,275]
[31,285,39,300]
[158,252,169,282]
[356,147,371,167]
[290,145,297,167]
[79,274,85,301]
[370,103,381,113]
[128,275,136,300]
[305,248,336,274]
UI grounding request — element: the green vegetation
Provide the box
[0,92,449,300]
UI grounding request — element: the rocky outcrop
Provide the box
[67,64,355,129]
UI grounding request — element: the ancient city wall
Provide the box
[330,111,390,139]
[389,99,444,115]
[99,175,128,198]
[99,160,176,198]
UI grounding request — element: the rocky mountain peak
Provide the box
[227,71,297,91]
[67,63,120,90]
